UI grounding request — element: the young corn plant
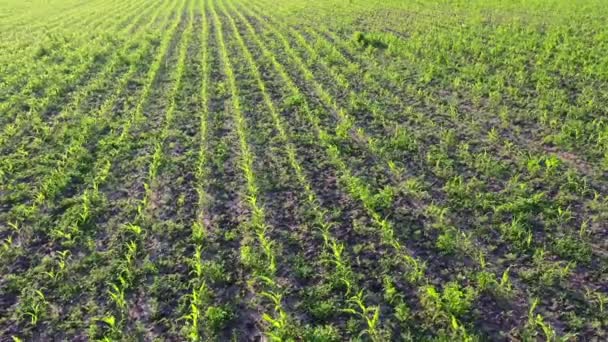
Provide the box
[107,279,127,313]
[524,298,562,341]
[18,289,47,327]
[182,281,210,341]
[343,291,383,341]
[260,290,292,339]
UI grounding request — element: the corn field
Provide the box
[1,0,607,340]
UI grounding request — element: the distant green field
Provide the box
[1,0,607,340]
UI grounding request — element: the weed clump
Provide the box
[352,31,366,45]
[352,31,388,49]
